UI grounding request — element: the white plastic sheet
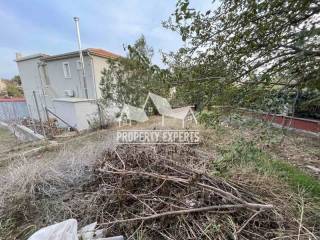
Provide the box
[28,219,78,240]
[78,222,97,240]
[28,219,124,240]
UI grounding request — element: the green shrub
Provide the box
[6,83,23,97]
[198,111,221,128]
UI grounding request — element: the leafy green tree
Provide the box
[162,48,231,110]
[6,83,23,97]
[100,36,170,107]
[11,75,21,85]
[164,0,320,109]
[295,89,320,119]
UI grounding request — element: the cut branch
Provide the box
[100,203,273,226]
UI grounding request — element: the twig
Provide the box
[297,198,304,240]
[114,149,126,170]
[100,203,273,226]
[271,233,315,240]
[292,219,318,240]
[236,210,263,234]
[99,169,248,204]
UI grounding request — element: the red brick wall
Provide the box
[261,113,320,133]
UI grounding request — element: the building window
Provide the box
[62,62,71,78]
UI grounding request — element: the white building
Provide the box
[15,48,119,130]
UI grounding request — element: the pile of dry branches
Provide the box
[21,118,64,137]
[70,144,292,239]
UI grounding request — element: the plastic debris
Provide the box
[28,219,78,240]
[28,219,124,240]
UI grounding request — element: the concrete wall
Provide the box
[45,56,96,99]
[53,98,98,130]
[91,55,110,99]
[16,53,114,127]
[91,55,121,119]
[17,55,99,120]
[0,121,44,142]
[16,57,47,120]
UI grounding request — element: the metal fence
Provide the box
[0,98,29,123]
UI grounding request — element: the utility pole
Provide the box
[73,17,88,99]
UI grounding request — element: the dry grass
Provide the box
[0,127,19,153]
[0,116,319,239]
[0,129,116,239]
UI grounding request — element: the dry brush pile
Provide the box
[66,144,302,239]
[1,138,315,239]
[21,118,65,137]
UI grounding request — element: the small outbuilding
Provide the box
[165,106,198,128]
[143,92,172,116]
[118,104,148,126]
[143,92,197,128]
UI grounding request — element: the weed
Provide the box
[0,218,16,239]
[216,138,320,198]
[198,111,221,128]
[204,222,221,235]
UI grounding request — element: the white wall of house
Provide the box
[16,56,47,120]
[43,55,111,100]
[16,52,112,126]
[91,55,111,99]
[44,56,97,99]
[53,98,98,130]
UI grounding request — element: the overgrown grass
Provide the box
[271,160,320,197]
[215,138,320,198]
[0,132,115,239]
[0,127,18,153]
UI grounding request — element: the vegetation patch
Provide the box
[215,138,320,198]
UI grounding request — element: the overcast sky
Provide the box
[0,0,214,79]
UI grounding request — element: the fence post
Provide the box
[33,91,46,138]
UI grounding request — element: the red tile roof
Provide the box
[42,48,121,61]
[88,48,121,59]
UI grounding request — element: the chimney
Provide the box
[16,52,22,60]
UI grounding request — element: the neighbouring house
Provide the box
[0,78,12,95]
[0,79,7,94]
[143,92,197,128]
[15,48,120,130]
[119,104,148,126]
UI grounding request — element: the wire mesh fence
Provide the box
[0,98,29,124]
